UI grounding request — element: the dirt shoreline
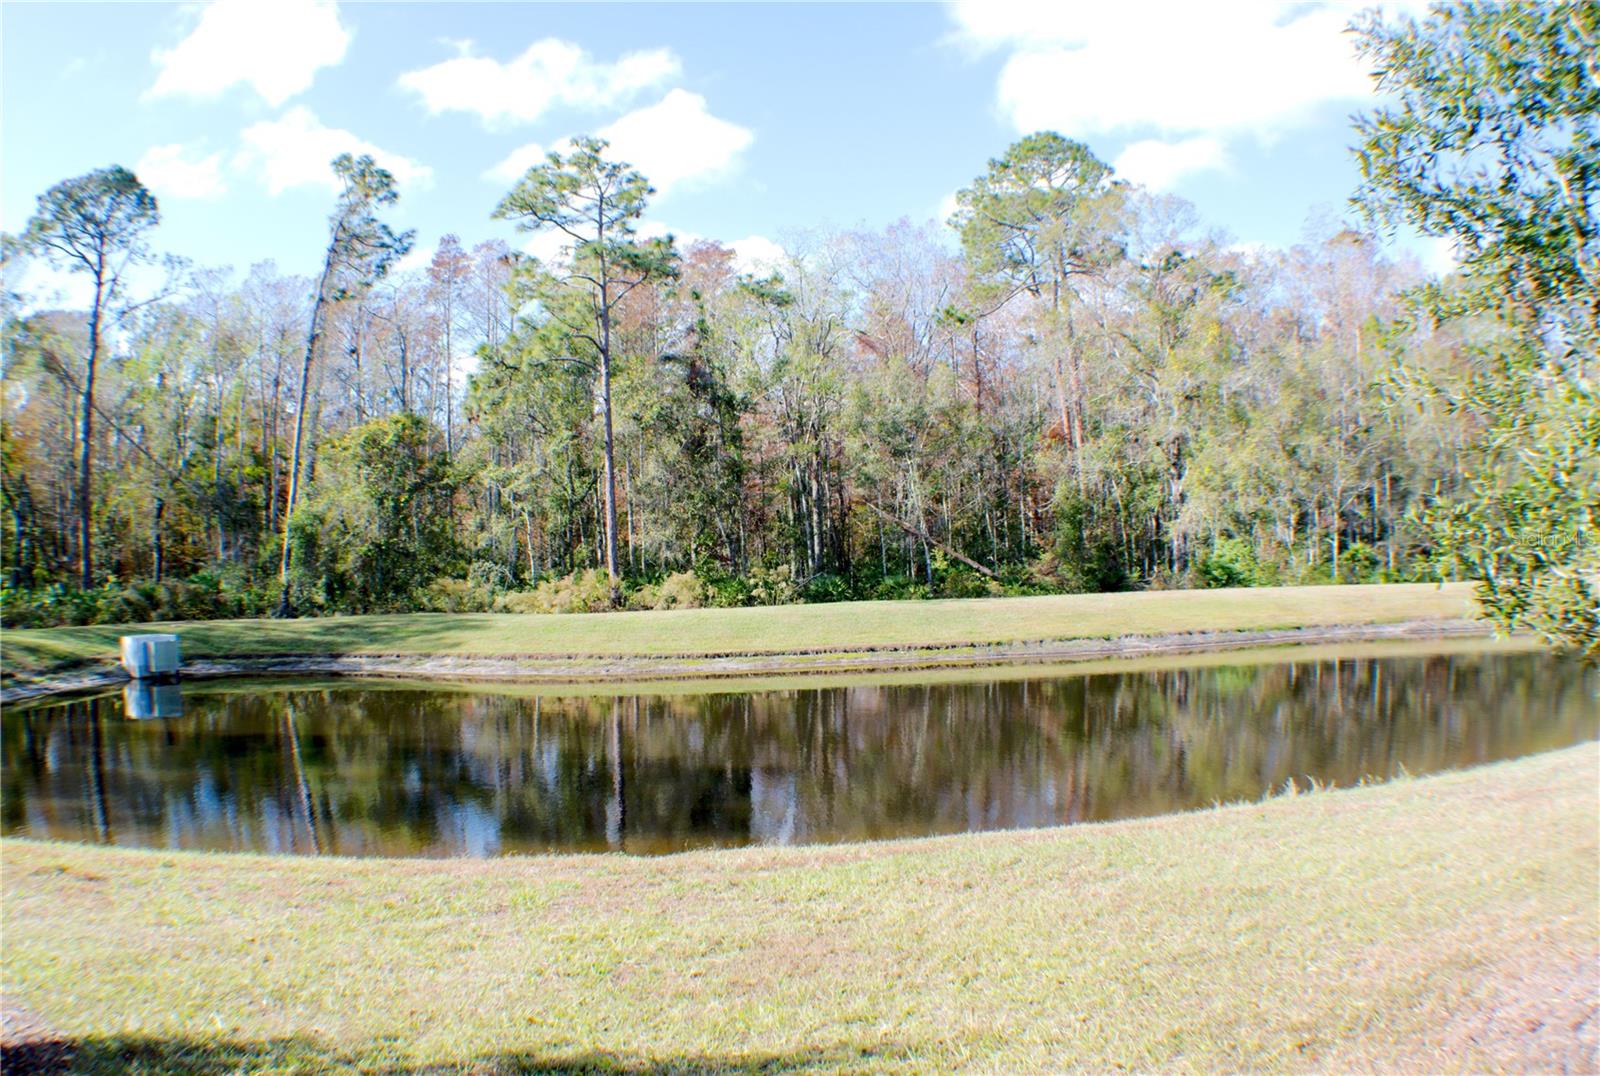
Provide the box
[0,617,1494,705]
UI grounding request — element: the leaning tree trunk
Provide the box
[276,237,340,617]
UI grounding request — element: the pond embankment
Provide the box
[1,617,1496,705]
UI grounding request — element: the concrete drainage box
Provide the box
[120,634,182,680]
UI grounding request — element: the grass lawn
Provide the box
[2,582,1479,681]
[2,741,1594,1073]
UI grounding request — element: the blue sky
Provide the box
[2,0,1442,298]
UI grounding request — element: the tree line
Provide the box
[2,3,1593,656]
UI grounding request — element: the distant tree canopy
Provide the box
[276,153,413,616]
[288,413,459,613]
[17,166,160,589]
[1,3,1592,652]
[492,136,678,605]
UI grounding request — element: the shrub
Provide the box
[101,585,155,624]
[0,585,45,628]
[39,582,119,625]
[494,569,614,614]
[695,563,751,607]
[800,572,852,604]
[0,570,275,628]
[867,574,930,601]
[1337,542,1382,583]
[1048,494,1132,593]
[1196,538,1268,589]
[491,590,546,614]
[931,555,990,599]
[745,564,798,606]
[467,559,516,592]
[629,571,706,611]
[417,577,495,613]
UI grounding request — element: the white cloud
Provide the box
[508,217,782,274]
[398,39,679,127]
[634,220,677,242]
[147,0,349,107]
[5,258,176,316]
[484,143,548,185]
[636,221,783,274]
[135,143,227,200]
[1113,137,1227,192]
[727,235,785,275]
[485,90,752,198]
[949,2,1374,140]
[596,90,753,197]
[236,107,434,196]
[6,259,97,311]
[517,229,572,266]
[395,242,436,275]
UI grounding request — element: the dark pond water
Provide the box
[3,647,1595,856]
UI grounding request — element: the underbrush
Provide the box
[1,572,275,629]
[6,547,1437,626]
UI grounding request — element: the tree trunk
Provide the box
[78,275,105,589]
[443,289,453,455]
[860,498,998,579]
[152,496,165,584]
[277,245,337,617]
[599,290,621,606]
[276,333,316,616]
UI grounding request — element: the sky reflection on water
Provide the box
[3,649,1595,856]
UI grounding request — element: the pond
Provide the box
[3,645,1595,856]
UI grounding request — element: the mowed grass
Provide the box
[1,582,1478,679]
[3,742,1594,1073]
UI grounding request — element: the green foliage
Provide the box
[1354,1,1599,658]
[275,153,415,617]
[416,577,495,613]
[951,132,1122,301]
[288,414,460,614]
[1338,543,1383,584]
[799,571,853,604]
[0,571,273,629]
[15,164,163,588]
[321,154,414,300]
[20,165,160,277]
[10,95,1567,627]
[1353,3,1597,320]
[488,136,679,602]
[1046,494,1132,594]
[860,573,932,602]
[627,570,707,611]
[932,562,992,600]
[636,312,750,567]
[1196,539,1269,590]
[742,564,801,607]
[494,569,615,615]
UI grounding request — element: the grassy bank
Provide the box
[3,741,1594,1072]
[2,582,1478,680]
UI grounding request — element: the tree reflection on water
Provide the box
[3,650,1595,856]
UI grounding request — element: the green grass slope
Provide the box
[1,740,1592,1072]
[2,582,1479,679]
